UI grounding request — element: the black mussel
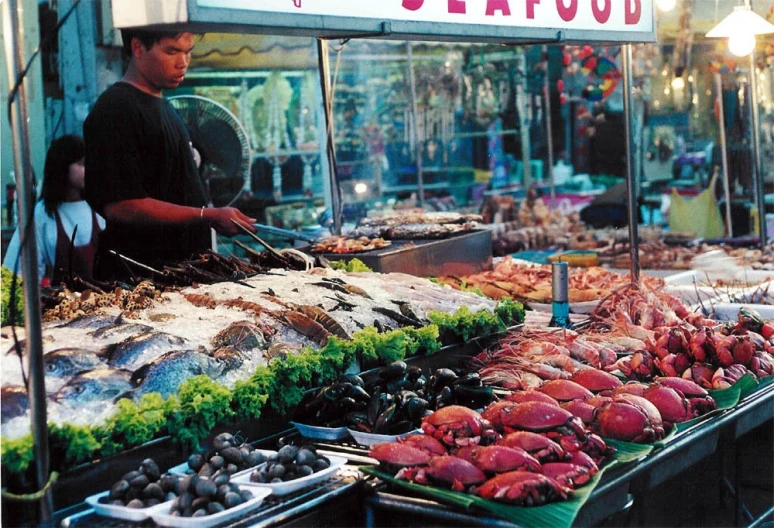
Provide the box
[209,455,225,470]
[212,473,230,487]
[374,403,398,434]
[312,458,330,471]
[126,499,145,509]
[239,489,253,502]
[431,368,458,391]
[383,419,414,435]
[187,453,205,472]
[191,496,210,512]
[278,445,300,463]
[142,483,165,501]
[181,474,200,494]
[224,463,239,475]
[346,384,371,402]
[178,492,194,511]
[406,365,423,382]
[396,390,418,404]
[192,508,208,518]
[367,392,392,425]
[453,384,494,408]
[129,474,150,489]
[413,376,427,392]
[268,464,286,479]
[436,385,454,408]
[405,397,429,421]
[124,487,141,503]
[338,373,365,388]
[121,470,141,483]
[335,396,359,413]
[296,465,314,477]
[208,502,226,514]
[217,483,232,500]
[295,448,317,467]
[140,458,160,481]
[196,479,217,498]
[224,492,243,508]
[245,450,266,468]
[198,463,216,478]
[324,383,347,401]
[379,360,408,381]
[454,372,481,387]
[109,480,130,500]
[159,474,180,494]
[346,412,371,432]
[212,432,235,451]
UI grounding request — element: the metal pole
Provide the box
[715,73,733,238]
[516,50,532,188]
[406,42,425,208]
[749,47,767,247]
[316,38,342,235]
[543,46,556,206]
[2,0,53,520]
[622,44,640,285]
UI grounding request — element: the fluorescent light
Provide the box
[354,183,368,194]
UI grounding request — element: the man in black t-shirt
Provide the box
[84,29,256,280]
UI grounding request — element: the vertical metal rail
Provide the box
[543,46,556,206]
[749,48,767,247]
[715,73,733,237]
[622,44,641,285]
[2,0,53,520]
[406,42,425,208]
[516,50,532,188]
[316,38,342,235]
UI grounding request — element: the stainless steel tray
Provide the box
[308,229,492,277]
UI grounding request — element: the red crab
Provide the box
[750,351,774,378]
[538,380,594,402]
[591,394,665,443]
[504,390,559,406]
[711,365,752,390]
[398,433,448,456]
[681,363,716,390]
[642,383,692,427]
[474,470,570,506]
[713,335,755,368]
[612,382,647,397]
[498,431,569,463]
[421,405,498,449]
[570,369,622,394]
[489,401,587,452]
[370,443,431,472]
[568,450,599,472]
[397,456,486,492]
[656,352,691,378]
[541,462,595,489]
[688,326,715,362]
[456,445,542,475]
[560,400,596,425]
[657,376,717,416]
[652,327,690,359]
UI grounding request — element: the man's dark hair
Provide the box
[120,29,185,59]
[41,135,85,216]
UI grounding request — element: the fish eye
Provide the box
[46,363,56,372]
[75,385,84,393]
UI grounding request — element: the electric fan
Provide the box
[169,95,252,207]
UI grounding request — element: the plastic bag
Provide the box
[668,174,724,239]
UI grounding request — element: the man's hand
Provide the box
[204,207,257,236]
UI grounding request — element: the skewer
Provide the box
[108,250,163,276]
[230,219,287,262]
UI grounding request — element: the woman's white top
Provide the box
[2,200,106,283]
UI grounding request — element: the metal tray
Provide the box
[306,229,492,277]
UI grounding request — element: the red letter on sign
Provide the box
[592,0,611,23]
[403,0,424,10]
[625,0,641,24]
[449,0,466,14]
[555,0,577,21]
[486,0,511,16]
[526,0,540,18]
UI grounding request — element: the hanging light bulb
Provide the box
[656,0,676,12]
[671,76,685,90]
[706,5,774,56]
[728,32,756,57]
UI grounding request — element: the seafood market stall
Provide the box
[9,1,773,527]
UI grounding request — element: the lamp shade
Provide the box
[706,5,774,38]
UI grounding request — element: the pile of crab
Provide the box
[369,400,609,507]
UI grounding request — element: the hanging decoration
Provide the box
[558,46,621,104]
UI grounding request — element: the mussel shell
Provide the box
[212,432,235,451]
[431,368,458,391]
[338,373,365,388]
[346,384,371,402]
[140,458,161,481]
[208,502,226,514]
[191,496,210,512]
[405,397,429,421]
[374,403,398,434]
[187,453,205,472]
[379,361,408,381]
[406,365,423,382]
[109,480,130,499]
[383,419,414,435]
[278,445,300,463]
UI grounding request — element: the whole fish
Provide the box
[54,368,133,405]
[44,348,103,378]
[89,321,153,340]
[104,331,187,371]
[125,349,239,400]
[1,385,29,422]
[59,314,117,330]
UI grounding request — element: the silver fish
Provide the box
[89,321,153,340]
[54,368,133,405]
[59,314,118,330]
[125,349,238,400]
[105,331,187,371]
[44,348,103,378]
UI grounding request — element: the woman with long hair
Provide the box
[3,135,105,285]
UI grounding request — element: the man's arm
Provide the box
[103,198,257,236]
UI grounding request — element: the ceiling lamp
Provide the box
[656,0,676,12]
[705,4,774,57]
